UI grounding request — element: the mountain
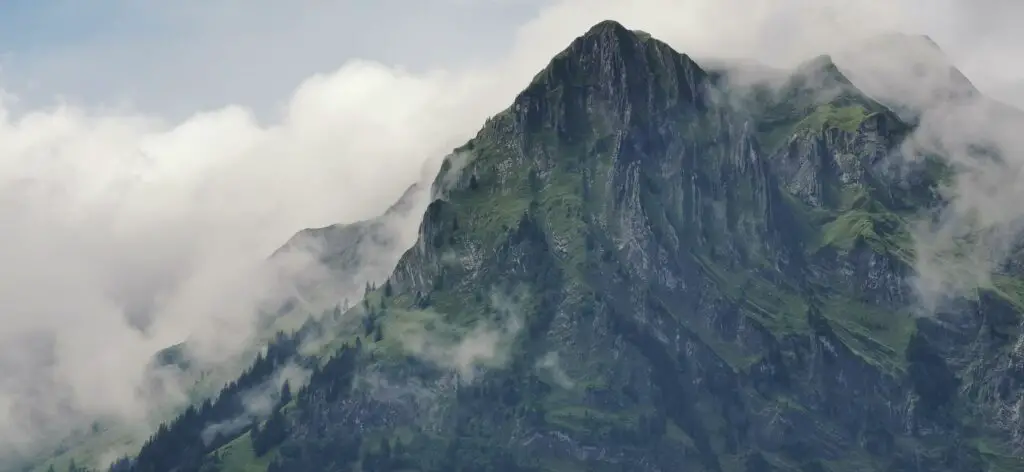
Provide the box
[265,179,432,329]
[65,20,1024,472]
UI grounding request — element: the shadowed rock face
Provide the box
[90,20,1024,472]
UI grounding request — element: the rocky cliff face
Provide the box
[117,21,1024,472]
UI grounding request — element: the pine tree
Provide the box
[280,380,293,406]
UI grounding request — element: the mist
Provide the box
[395,290,525,383]
[199,362,311,447]
[0,0,1021,462]
[0,60,489,459]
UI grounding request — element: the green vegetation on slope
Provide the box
[793,104,871,135]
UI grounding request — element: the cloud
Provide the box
[199,362,310,446]
[0,0,1021,462]
[394,291,524,383]
[991,80,1024,109]
[901,96,1024,311]
[537,352,575,390]
[0,57,492,458]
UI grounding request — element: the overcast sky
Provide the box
[0,0,1020,119]
[0,0,1022,463]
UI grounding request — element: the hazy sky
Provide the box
[0,0,1022,463]
[0,0,1020,118]
[0,0,548,119]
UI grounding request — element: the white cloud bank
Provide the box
[0,0,1021,460]
[0,60,491,456]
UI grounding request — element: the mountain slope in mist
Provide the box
[20,162,440,472]
[58,20,1024,472]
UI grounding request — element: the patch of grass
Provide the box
[754,91,872,152]
[819,210,879,250]
[815,208,910,260]
[691,252,809,336]
[210,432,274,472]
[537,170,588,271]
[793,104,871,135]
[454,189,531,248]
[975,436,1024,472]
[665,420,697,449]
[991,275,1024,311]
[821,297,915,372]
[372,307,476,356]
[647,288,759,371]
[544,405,646,435]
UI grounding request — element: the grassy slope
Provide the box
[208,434,275,472]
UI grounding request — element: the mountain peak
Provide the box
[835,32,979,116]
[862,32,943,53]
[791,54,855,90]
[577,19,656,45]
[913,33,940,50]
[514,21,708,139]
[540,19,649,72]
[582,19,632,38]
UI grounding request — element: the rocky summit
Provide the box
[63,20,1024,472]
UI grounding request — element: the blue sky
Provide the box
[0,0,548,118]
[0,1,147,51]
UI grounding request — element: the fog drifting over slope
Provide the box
[0,0,1022,459]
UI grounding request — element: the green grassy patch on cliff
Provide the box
[209,433,274,472]
[991,275,1024,312]
[691,252,809,336]
[794,104,870,134]
[822,298,915,372]
[815,208,911,259]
